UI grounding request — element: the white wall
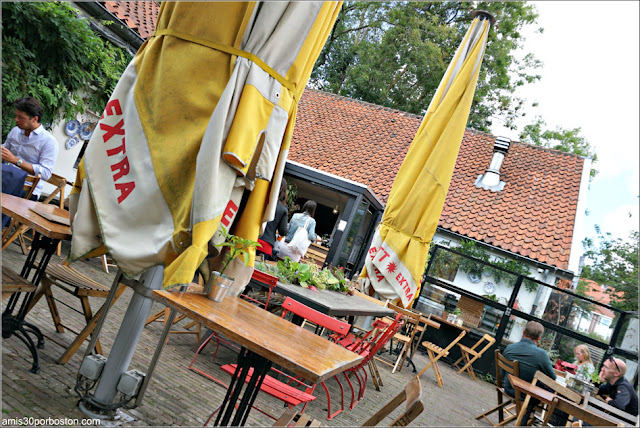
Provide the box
[40,109,99,199]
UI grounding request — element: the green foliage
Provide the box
[215,226,259,276]
[446,240,538,292]
[310,1,542,132]
[582,230,638,312]
[519,116,598,179]
[255,258,349,292]
[2,2,130,137]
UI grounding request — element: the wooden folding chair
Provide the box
[544,396,621,427]
[274,374,426,427]
[475,350,522,426]
[516,370,582,426]
[362,375,424,426]
[375,303,422,373]
[146,281,204,344]
[2,174,40,253]
[417,330,466,387]
[453,333,496,380]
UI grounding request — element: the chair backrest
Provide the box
[41,173,69,207]
[545,396,620,427]
[532,370,581,404]
[388,303,422,338]
[495,350,520,390]
[358,313,404,362]
[23,174,41,199]
[442,330,466,354]
[456,295,484,328]
[281,297,351,338]
[470,333,496,354]
[361,376,424,426]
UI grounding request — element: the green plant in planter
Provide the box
[453,308,462,317]
[215,226,259,278]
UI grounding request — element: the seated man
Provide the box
[597,356,638,416]
[503,320,556,396]
[502,321,558,425]
[2,96,59,200]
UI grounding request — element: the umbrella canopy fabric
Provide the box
[360,14,492,308]
[69,1,342,288]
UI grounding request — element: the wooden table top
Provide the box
[253,280,396,318]
[508,374,556,404]
[153,291,363,383]
[1,193,71,241]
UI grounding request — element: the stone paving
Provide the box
[2,241,499,427]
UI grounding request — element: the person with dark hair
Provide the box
[2,97,58,199]
[257,179,289,261]
[277,200,319,262]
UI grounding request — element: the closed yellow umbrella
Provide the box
[360,11,494,308]
[69,2,342,289]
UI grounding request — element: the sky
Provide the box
[490,1,639,248]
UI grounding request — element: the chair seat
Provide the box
[45,264,110,297]
[221,364,316,407]
[423,341,448,356]
[2,267,35,300]
[457,344,478,355]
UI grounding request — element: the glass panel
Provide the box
[515,282,616,342]
[336,199,370,274]
[612,352,639,383]
[615,314,639,354]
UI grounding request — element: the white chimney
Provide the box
[475,136,510,191]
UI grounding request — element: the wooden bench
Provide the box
[303,244,328,268]
[2,267,36,301]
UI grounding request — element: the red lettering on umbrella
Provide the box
[115,182,135,204]
[106,137,126,157]
[374,266,385,283]
[104,99,123,117]
[111,157,131,182]
[221,200,238,227]
[100,119,125,143]
[377,248,391,262]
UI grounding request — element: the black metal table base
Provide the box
[215,346,272,427]
[2,232,58,374]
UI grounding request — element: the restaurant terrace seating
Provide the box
[582,391,638,426]
[2,173,68,256]
[452,333,496,380]
[544,396,621,427]
[2,173,40,253]
[417,329,466,387]
[375,303,422,373]
[475,350,521,426]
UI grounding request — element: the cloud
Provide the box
[600,203,639,241]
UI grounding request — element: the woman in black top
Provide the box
[257,179,289,261]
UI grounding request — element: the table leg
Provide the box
[1,233,59,374]
[215,347,272,427]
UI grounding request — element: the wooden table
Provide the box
[2,193,71,374]
[250,278,395,323]
[151,291,363,426]
[508,374,556,426]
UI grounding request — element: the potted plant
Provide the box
[447,308,462,324]
[205,226,258,302]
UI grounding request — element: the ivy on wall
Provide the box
[429,239,540,293]
[2,2,131,137]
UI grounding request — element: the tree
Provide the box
[519,116,598,178]
[310,1,542,132]
[582,229,639,312]
[2,2,130,137]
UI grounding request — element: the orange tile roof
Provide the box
[95,5,586,271]
[292,90,586,270]
[580,279,619,319]
[103,1,160,39]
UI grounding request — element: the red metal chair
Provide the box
[338,313,404,410]
[279,297,352,420]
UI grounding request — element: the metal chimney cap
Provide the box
[494,136,511,153]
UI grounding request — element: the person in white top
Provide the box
[2,97,59,199]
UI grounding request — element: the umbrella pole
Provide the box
[79,265,164,416]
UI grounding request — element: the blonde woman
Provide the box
[574,344,596,379]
